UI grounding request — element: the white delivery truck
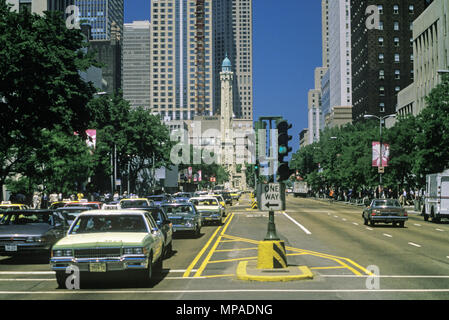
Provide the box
[293,181,308,198]
[423,169,449,223]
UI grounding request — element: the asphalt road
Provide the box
[1,194,449,301]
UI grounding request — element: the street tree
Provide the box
[0,1,97,195]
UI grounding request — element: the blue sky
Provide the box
[124,1,322,154]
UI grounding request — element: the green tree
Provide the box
[413,74,449,186]
[0,1,97,194]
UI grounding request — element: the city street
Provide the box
[1,194,449,300]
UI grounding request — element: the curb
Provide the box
[236,260,314,282]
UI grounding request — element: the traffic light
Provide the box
[276,119,294,181]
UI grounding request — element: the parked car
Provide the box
[189,197,224,225]
[362,199,408,227]
[219,192,233,206]
[56,206,92,225]
[0,209,69,256]
[161,202,202,237]
[50,210,164,288]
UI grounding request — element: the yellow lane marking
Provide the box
[193,214,234,277]
[310,266,347,270]
[182,214,232,278]
[215,247,257,253]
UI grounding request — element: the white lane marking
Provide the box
[321,275,449,278]
[334,215,339,218]
[352,222,359,226]
[414,224,422,227]
[0,270,196,275]
[282,212,312,235]
[0,279,54,281]
[383,233,393,238]
[342,218,347,221]
[435,228,444,232]
[2,289,449,294]
[408,242,422,248]
[366,227,373,231]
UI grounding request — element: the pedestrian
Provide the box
[32,192,40,209]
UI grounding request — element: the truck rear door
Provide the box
[440,177,449,214]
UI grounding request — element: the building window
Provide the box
[395,54,400,62]
[379,87,385,96]
[394,21,399,31]
[378,37,384,46]
[393,5,399,14]
[395,70,400,79]
[409,5,414,14]
[378,5,383,14]
[380,103,385,112]
[394,37,399,46]
[379,70,385,80]
[379,53,385,63]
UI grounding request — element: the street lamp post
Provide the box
[364,114,396,198]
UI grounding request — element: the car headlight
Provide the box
[123,247,144,255]
[52,249,72,257]
[26,236,44,243]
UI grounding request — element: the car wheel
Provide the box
[399,221,405,228]
[424,213,429,221]
[139,253,153,286]
[55,271,67,289]
[369,219,375,227]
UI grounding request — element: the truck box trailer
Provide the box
[423,169,449,223]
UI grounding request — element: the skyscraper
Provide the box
[75,0,124,41]
[213,0,253,120]
[350,0,428,121]
[150,0,253,121]
[150,0,214,121]
[7,0,74,16]
[123,21,151,109]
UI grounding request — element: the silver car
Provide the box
[161,203,202,238]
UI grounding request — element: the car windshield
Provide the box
[190,199,218,206]
[120,200,148,208]
[162,205,194,215]
[0,213,53,225]
[70,215,147,234]
[373,200,401,207]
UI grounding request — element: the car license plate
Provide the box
[5,245,17,252]
[89,263,106,272]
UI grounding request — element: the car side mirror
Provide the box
[151,227,159,234]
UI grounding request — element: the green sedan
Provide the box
[50,210,164,289]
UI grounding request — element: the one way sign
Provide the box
[260,183,285,211]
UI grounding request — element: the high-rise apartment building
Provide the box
[75,0,124,41]
[213,0,253,120]
[322,0,330,68]
[123,21,151,109]
[350,0,428,121]
[150,0,253,122]
[7,0,74,16]
[150,0,214,121]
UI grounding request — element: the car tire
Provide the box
[424,213,429,221]
[55,271,67,289]
[139,253,153,286]
[399,221,405,228]
[369,219,375,227]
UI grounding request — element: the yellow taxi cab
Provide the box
[49,200,73,209]
[0,201,29,211]
[209,194,226,208]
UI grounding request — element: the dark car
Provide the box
[147,195,170,206]
[161,203,202,237]
[145,207,173,258]
[0,210,69,256]
[56,206,92,226]
[220,192,233,206]
[362,199,408,227]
